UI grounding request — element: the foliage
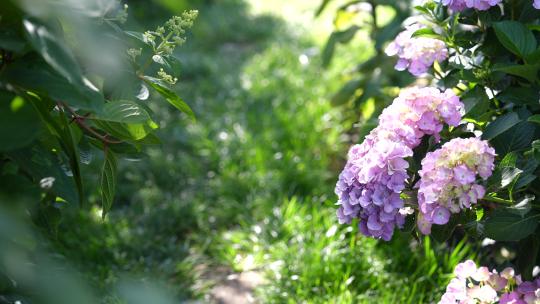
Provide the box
[317,0,415,136]
[0,0,196,225]
[324,0,540,291]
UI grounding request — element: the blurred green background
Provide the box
[0,0,474,303]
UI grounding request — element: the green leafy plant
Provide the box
[326,0,540,284]
[0,0,197,224]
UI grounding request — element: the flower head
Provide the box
[440,262,540,304]
[385,24,448,76]
[335,87,464,240]
[416,137,495,234]
[437,0,502,11]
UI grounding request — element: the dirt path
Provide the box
[207,269,265,304]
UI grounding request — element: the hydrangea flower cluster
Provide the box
[335,87,463,240]
[416,137,495,234]
[440,260,540,304]
[535,0,540,9]
[385,24,448,76]
[438,0,502,11]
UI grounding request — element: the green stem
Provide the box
[482,195,514,205]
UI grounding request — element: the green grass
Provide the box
[211,197,474,303]
[48,0,477,302]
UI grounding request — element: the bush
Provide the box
[325,0,540,300]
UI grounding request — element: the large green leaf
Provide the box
[497,87,540,107]
[143,76,195,120]
[491,120,535,155]
[100,149,117,218]
[322,26,359,67]
[23,18,84,85]
[412,28,442,40]
[484,209,539,241]
[56,108,84,206]
[513,158,538,190]
[482,112,521,140]
[96,100,153,124]
[1,57,103,111]
[462,86,491,122]
[492,63,539,83]
[517,236,540,280]
[94,120,153,142]
[0,92,41,151]
[487,152,521,192]
[493,21,537,58]
[7,145,79,204]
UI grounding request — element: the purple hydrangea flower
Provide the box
[335,87,464,240]
[416,137,495,235]
[440,261,540,304]
[385,24,448,76]
[535,0,540,9]
[438,0,502,11]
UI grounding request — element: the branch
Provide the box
[58,102,123,145]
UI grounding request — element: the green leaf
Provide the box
[525,48,540,64]
[55,105,85,206]
[487,152,520,192]
[492,63,539,83]
[528,114,540,125]
[315,0,333,17]
[508,195,535,217]
[517,236,540,280]
[514,157,538,190]
[491,120,535,155]
[1,56,103,111]
[497,87,540,107]
[501,167,522,189]
[322,26,359,67]
[0,93,41,151]
[7,145,79,204]
[142,76,195,120]
[94,120,153,142]
[411,28,442,40]
[493,21,537,58]
[125,31,155,48]
[484,209,539,241]
[462,86,491,121]
[23,18,84,85]
[96,100,153,124]
[100,149,117,218]
[482,112,521,140]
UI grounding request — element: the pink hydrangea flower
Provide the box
[440,261,540,304]
[335,87,463,240]
[438,0,502,11]
[416,137,495,235]
[385,24,448,76]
